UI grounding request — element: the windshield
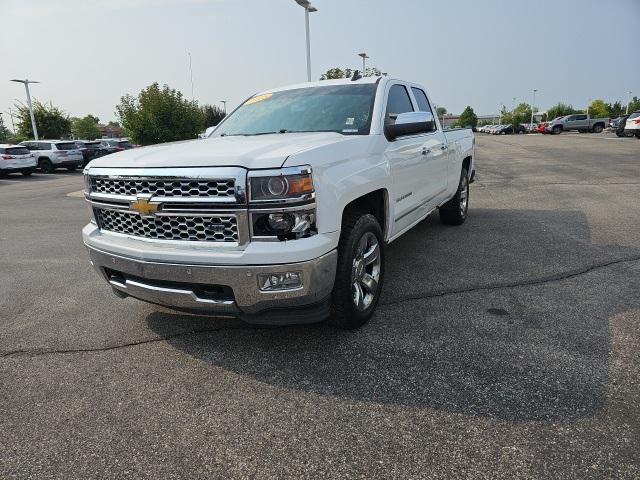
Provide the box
[118,141,133,148]
[629,112,640,120]
[214,83,378,137]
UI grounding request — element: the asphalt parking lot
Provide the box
[1,134,639,479]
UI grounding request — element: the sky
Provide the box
[1,0,638,126]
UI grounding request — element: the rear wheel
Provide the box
[38,158,54,173]
[439,167,469,226]
[328,210,385,329]
[592,124,604,134]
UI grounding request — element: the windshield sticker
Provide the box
[245,93,273,105]
[345,117,355,125]
[342,128,358,133]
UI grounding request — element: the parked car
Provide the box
[20,140,84,173]
[0,144,36,177]
[82,76,475,328]
[493,124,526,135]
[623,111,640,138]
[97,138,134,152]
[75,140,109,166]
[525,123,538,133]
[546,114,609,134]
[537,122,548,133]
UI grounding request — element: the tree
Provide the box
[115,83,205,145]
[15,100,71,139]
[0,116,10,142]
[606,101,624,118]
[546,102,580,121]
[71,115,101,140]
[587,99,609,118]
[456,106,478,128]
[627,96,640,114]
[201,104,225,128]
[436,106,447,117]
[319,66,381,80]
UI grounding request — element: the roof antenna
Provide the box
[351,70,362,81]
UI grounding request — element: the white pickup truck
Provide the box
[83,76,475,328]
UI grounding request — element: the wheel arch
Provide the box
[340,189,389,242]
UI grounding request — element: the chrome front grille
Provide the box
[96,209,238,242]
[86,167,249,245]
[90,177,236,198]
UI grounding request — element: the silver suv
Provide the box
[20,140,84,173]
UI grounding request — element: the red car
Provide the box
[537,122,548,134]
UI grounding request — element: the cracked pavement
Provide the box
[1,134,639,479]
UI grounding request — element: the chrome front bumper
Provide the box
[86,245,337,323]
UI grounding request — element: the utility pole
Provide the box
[220,100,227,114]
[6,107,16,133]
[293,1,317,82]
[530,89,537,128]
[188,52,194,102]
[10,78,40,140]
[358,52,369,75]
[626,91,632,115]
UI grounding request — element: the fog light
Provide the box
[267,213,294,233]
[258,271,303,291]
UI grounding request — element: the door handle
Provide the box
[440,144,448,150]
[422,147,430,155]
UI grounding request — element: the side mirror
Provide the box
[385,111,435,140]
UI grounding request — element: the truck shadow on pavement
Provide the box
[146,208,640,422]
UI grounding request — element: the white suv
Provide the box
[0,144,36,177]
[20,140,84,173]
[624,111,640,138]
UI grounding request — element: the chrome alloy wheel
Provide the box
[351,232,381,311]
[460,174,469,216]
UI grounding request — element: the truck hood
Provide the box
[88,132,352,169]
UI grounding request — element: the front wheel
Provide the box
[439,167,469,226]
[328,211,385,329]
[38,158,54,173]
[552,126,562,135]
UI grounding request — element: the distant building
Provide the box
[98,123,123,139]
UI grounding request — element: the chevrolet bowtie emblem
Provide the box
[130,196,160,216]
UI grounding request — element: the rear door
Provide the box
[573,114,588,129]
[409,86,449,205]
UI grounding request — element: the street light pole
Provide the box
[220,100,227,114]
[626,91,632,115]
[530,89,537,128]
[293,0,317,82]
[358,52,369,75]
[11,78,40,140]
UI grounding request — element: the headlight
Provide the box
[248,167,314,202]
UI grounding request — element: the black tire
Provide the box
[592,124,604,134]
[636,131,640,139]
[439,167,469,226]
[0,171,7,178]
[328,210,385,329]
[552,126,562,135]
[616,132,624,137]
[38,158,54,173]
[21,169,34,176]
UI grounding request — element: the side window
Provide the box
[411,87,432,114]
[41,143,52,150]
[385,84,414,124]
[576,114,587,120]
